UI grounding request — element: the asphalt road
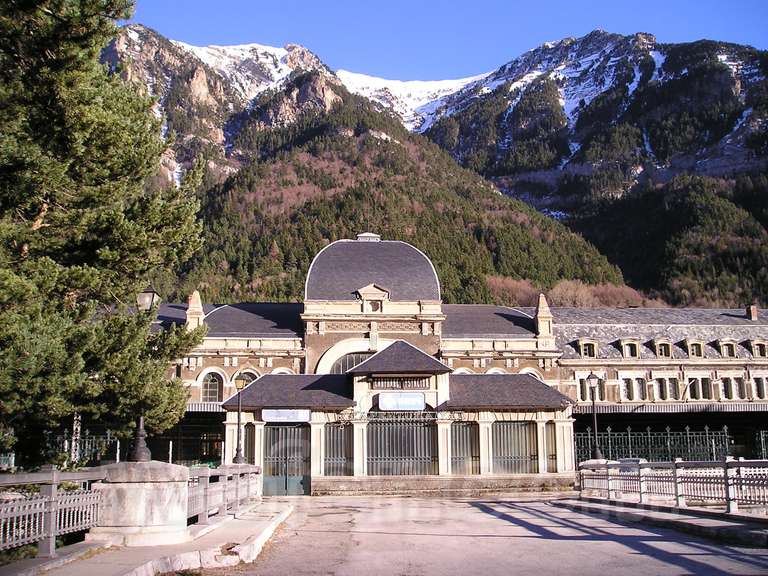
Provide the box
[202,497,768,576]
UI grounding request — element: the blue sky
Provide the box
[130,0,768,80]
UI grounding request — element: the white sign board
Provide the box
[378,392,426,411]
[262,409,311,423]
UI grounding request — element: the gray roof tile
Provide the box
[443,304,535,338]
[446,374,574,410]
[305,239,440,301]
[156,303,302,337]
[347,341,451,374]
[222,374,353,410]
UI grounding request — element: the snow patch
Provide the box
[650,50,666,82]
[337,69,489,131]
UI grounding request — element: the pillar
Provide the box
[352,420,367,476]
[555,419,575,472]
[437,418,452,475]
[310,419,326,477]
[536,420,548,474]
[250,421,265,471]
[478,414,494,475]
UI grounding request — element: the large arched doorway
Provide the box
[330,352,374,374]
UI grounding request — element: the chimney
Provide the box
[747,304,758,322]
[186,290,205,330]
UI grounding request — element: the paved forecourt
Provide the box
[203,496,768,576]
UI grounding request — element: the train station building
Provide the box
[152,233,768,495]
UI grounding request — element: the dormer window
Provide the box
[687,341,704,358]
[355,283,389,314]
[654,340,672,358]
[719,340,736,358]
[578,339,598,358]
[751,340,767,358]
[621,339,640,359]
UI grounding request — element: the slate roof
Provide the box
[445,374,574,410]
[347,341,451,374]
[156,303,302,337]
[551,307,768,360]
[442,304,535,338]
[222,374,353,410]
[304,239,441,302]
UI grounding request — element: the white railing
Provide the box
[0,465,106,556]
[187,465,261,525]
[579,458,768,514]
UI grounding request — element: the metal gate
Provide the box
[263,424,311,495]
[367,412,438,475]
[324,422,353,476]
[451,421,480,474]
[492,422,538,474]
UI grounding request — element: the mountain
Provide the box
[105,25,768,307]
[342,31,767,213]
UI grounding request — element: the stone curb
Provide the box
[551,499,768,548]
[119,504,293,576]
[0,543,112,576]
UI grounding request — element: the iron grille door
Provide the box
[324,422,353,476]
[451,421,480,475]
[546,421,557,473]
[263,424,311,495]
[367,413,438,475]
[492,422,539,474]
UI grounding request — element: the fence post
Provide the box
[724,456,738,513]
[673,458,685,508]
[37,464,59,558]
[605,463,613,500]
[218,470,228,517]
[234,469,241,517]
[199,468,211,525]
[638,463,646,504]
[245,468,252,502]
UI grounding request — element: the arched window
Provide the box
[237,371,259,385]
[202,373,224,403]
[330,352,374,374]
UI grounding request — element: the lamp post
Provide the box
[586,372,604,460]
[129,415,152,462]
[232,373,250,464]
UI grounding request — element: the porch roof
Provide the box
[445,374,573,410]
[222,374,354,411]
[347,340,451,374]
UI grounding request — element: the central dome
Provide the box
[304,233,441,302]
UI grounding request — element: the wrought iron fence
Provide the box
[367,413,438,475]
[757,431,768,459]
[187,464,261,524]
[50,430,120,466]
[579,458,768,514]
[575,426,730,463]
[0,466,106,557]
[324,423,353,476]
[451,422,480,475]
[492,422,538,474]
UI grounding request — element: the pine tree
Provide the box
[0,1,204,465]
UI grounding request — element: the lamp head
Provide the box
[586,371,601,390]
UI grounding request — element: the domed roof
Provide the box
[304,233,441,302]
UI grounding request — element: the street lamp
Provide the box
[232,373,251,464]
[136,286,161,311]
[586,372,604,460]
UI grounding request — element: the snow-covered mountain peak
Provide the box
[336,69,489,130]
[168,36,328,103]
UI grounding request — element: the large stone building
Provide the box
[152,233,768,495]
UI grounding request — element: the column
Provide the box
[536,420,548,474]
[224,411,239,465]
[251,421,265,471]
[437,418,452,475]
[310,420,326,477]
[352,420,368,476]
[478,413,494,475]
[555,419,575,472]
